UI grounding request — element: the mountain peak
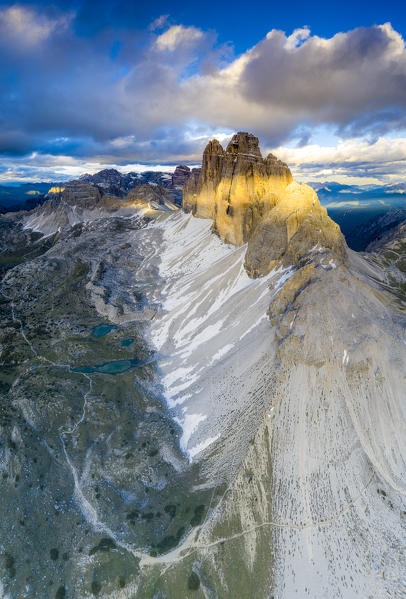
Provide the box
[183,131,346,274]
[226,131,262,158]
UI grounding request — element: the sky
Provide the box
[0,0,406,184]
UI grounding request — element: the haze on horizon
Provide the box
[0,0,406,185]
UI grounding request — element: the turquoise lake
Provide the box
[92,324,117,338]
[71,358,142,375]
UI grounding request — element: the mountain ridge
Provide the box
[79,164,197,203]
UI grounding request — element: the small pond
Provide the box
[71,358,143,375]
[92,324,118,338]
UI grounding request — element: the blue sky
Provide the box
[0,0,406,184]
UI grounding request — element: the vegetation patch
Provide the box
[50,548,59,561]
[5,553,16,578]
[164,504,177,519]
[89,537,116,556]
[55,585,66,599]
[190,504,205,527]
[187,571,200,591]
[157,526,185,554]
[91,580,102,595]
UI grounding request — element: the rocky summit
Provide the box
[0,132,405,599]
[183,132,346,275]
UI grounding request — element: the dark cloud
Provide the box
[238,24,406,138]
[0,4,405,182]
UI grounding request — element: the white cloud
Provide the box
[273,137,406,166]
[282,26,311,50]
[0,5,71,45]
[149,14,169,32]
[270,136,406,184]
[125,22,406,153]
[0,153,180,183]
[155,25,204,51]
[2,135,406,186]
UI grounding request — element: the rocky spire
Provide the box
[225,131,262,158]
[183,131,347,276]
[183,132,293,237]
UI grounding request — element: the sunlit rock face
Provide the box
[183,132,347,275]
[125,183,178,210]
[245,180,348,276]
[47,186,65,195]
[183,132,292,243]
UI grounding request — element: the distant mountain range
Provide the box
[308,181,406,195]
[0,164,200,214]
[307,181,406,250]
[79,164,200,203]
[2,172,405,252]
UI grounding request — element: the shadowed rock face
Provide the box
[183,132,347,275]
[61,180,102,207]
[25,181,103,225]
[171,165,191,188]
[79,166,190,202]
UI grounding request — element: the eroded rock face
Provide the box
[125,183,176,208]
[22,181,178,235]
[79,168,125,196]
[171,164,191,188]
[61,180,102,207]
[245,181,347,277]
[183,132,292,244]
[27,181,102,222]
[183,132,347,275]
[79,165,190,202]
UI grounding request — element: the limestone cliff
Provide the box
[125,183,177,209]
[183,132,347,275]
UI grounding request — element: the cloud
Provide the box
[273,137,406,168]
[238,23,406,135]
[125,21,406,150]
[282,27,311,50]
[155,25,204,51]
[272,136,406,183]
[0,152,181,183]
[0,6,406,182]
[0,4,71,45]
[2,133,405,185]
[149,15,169,32]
